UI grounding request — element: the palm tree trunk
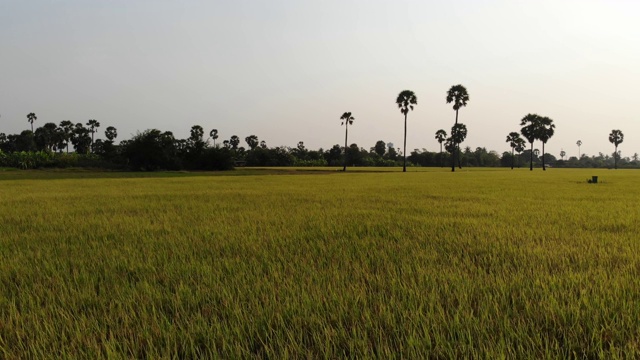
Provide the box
[452,110,458,172]
[511,148,514,170]
[530,142,534,171]
[615,145,618,169]
[343,123,348,171]
[542,142,546,170]
[403,113,407,172]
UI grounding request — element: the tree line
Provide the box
[0,90,631,170]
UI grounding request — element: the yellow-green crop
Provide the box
[1,168,640,358]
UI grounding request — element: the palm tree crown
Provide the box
[27,113,37,132]
[446,85,469,113]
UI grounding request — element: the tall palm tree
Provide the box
[27,113,37,132]
[435,129,447,167]
[86,119,100,145]
[537,116,555,171]
[609,129,624,169]
[560,150,566,161]
[506,132,523,170]
[396,90,417,172]
[576,140,582,159]
[210,129,219,147]
[520,113,541,171]
[446,85,469,172]
[340,112,355,171]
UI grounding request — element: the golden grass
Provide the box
[1,168,640,358]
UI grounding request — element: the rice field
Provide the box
[1,167,640,358]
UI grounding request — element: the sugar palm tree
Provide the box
[86,119,100,145]
[396,90,417,172]
[560,150,566,161]
[451,123,467,169]
[209,129,219,147]
[340,112,355,171]
[27,113,37,132]
[105,126,118,142]
[435,129,447,167]
[520,113,541,171]
[446,85,469,172]
[506,132,523,170]
[435,129,447,154]
[59,120,74,153]
[537,116,555,171]
[576,140,582,159]
[609,130,624,169]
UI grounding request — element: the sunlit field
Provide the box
[2,167,640,358]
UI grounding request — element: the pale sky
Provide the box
[1,0,639,158]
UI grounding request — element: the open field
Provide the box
[2,168,640,358]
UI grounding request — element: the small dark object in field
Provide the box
[588,176,598,184]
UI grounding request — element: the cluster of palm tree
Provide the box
[0,113,117,155]
[341,85,470,172]
[504,114,556,171]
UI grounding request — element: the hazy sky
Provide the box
[1,0,639,158]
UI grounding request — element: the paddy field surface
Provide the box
[1,167,640,358]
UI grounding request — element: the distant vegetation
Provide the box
[0,87,633,170]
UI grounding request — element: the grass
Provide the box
[1,167,640,358]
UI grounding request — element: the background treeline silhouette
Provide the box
[0,117,637,170]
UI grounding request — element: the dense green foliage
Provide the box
[2,168,640,358]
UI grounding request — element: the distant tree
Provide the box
[245,135,259,150]
[340,112,355,171]
[209,129,219,147]
[514,137,526,168]
[560,150,566,161]
[537,116,555,171]
[223,140,230,149]
[34,122,58,151]
[576,140,582,159]
[27,113,37,132]
[72,123,92,154]
[16,130,36,152]
[229,135,240,150]
[446,84,469,172]
[435,129,447,155]
[259,140,267,149]
[105,126,118,142]
[86,119,100,145]
[609,129,624,169]
[59,120,74,153]
[374,140,386,157]
[520,113,541,171]
[506,132,523,170]
[396,90,417,172]
[190,125,204,143]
